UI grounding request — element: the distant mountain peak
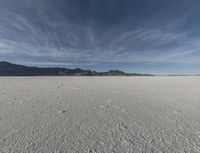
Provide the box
[0,61,153,76]
[108,70,125,73]
[0,61,13,65]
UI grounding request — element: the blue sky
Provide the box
[0,0,200,74]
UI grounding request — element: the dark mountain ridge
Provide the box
[0,61,153,76]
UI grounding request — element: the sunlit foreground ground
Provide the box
[0,77,200,153]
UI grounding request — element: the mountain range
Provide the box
[0,61,153,76]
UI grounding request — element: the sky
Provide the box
[0,0,200,74]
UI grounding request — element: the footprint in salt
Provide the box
[57,110,66,114]
[33,100,40,105]
[174,109,181,114]
[107,99,115,104]
[57,83,65,89]
[100,105,109,109]
[116,105,126,112]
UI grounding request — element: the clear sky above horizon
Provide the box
[0,0,200,75]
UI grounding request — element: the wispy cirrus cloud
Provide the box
[0,0,200,74]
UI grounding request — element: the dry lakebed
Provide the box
[0,77,200,153]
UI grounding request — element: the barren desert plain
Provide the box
[0,76,200,153]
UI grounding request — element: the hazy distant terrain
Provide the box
[0,61,153,76]
[0,77,200,152]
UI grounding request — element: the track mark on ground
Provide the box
[57,110,66,114]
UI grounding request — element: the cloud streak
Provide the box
[0,0,200,74]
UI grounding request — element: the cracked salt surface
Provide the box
[0,76,200,152]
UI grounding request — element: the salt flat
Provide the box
[0,77,200,153]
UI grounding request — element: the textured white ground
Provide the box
[0,77,200,153]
